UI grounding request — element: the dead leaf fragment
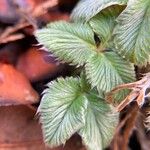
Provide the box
[0,105,59,150]
[0,63,39,105]
[110,104,139,150]
[16,47,61,82]
[106,73,150,111]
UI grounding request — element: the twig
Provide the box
[0,0,58,44]
[0,21,30,44]
[0,22,30,38]
[32,0,58,17]
[0,33,24,44]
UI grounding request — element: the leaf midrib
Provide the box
[102,53,124,86]
[47,93,85,145]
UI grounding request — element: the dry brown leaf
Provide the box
[16,47,61,82]
[0,33,25,44]
[41,12,69,23]
[106,73,150,111]
[32,0,58,17]
[110,104,139,150]
[0,105,61,150]
[0,105,85,150]
[0,63,39,105]
[0,21,32,44]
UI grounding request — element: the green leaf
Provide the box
[113,0,150,66]
[36,21,96,66]
[85,51,135,93]
[79,93,118,150]
[89,6,124,44]
[71,0,128,22]
[36,21,135,96]
[38,77,88,147]
[38,77,118,149]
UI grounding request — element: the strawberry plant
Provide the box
[35,0,150,149]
